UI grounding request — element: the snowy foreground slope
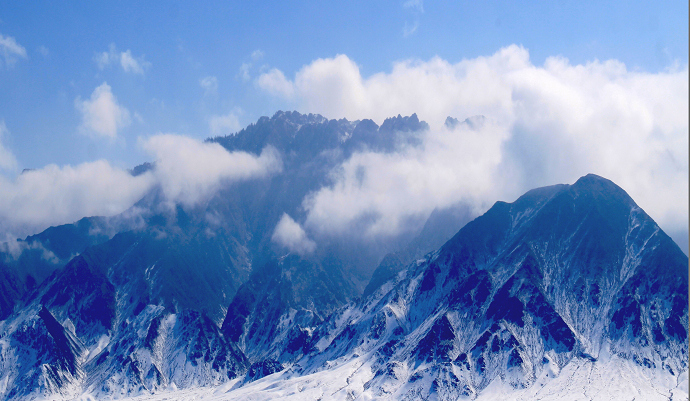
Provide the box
[37,174,687,401]
[93,353,688,401]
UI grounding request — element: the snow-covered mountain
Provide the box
[0,111,445,399]
[0,112,686,400]
[254,174,687,400]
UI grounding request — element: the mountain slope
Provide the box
[245,174,688,400]
[104,173,687,401]
[0,111,438,400]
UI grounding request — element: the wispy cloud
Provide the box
[258,46,689,238]
[402,0,423,37]
[37,45,49,58]
[200,76,219,95]
[403,20,419,37]
[209,111,241,135]
[75,82,131,139]
[238,49,265,82]
[119,50,146,74]
[0,33,27,68]
[0,121,17,171]
[238,63,252,81]
[403,0,424,13]
[251,49,264,61]
[95,44,151,75]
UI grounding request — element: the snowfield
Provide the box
[62,352,687,401]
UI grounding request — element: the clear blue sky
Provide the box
[1,1,687,170]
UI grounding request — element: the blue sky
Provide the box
[0,1,688,251]
[1,1,687,169]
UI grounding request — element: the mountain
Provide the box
[0,111,444,400]
[0,110,685,400]
[218,174,687,400]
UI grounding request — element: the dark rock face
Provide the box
[4,306,85,399]
[221,254,354,363]
[37,307,85,378]
[0,216,114,317]
[246,359,283,382]
[0,263,21,320]
[40,254,116,342]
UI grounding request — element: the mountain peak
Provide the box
[379,113,429,133]
[572,173,631,197]
[270,110,329,126]
[445,115,486,130]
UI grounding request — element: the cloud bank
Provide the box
[304,118,506,237]
[0,161,153,237]
[140,134,281,206]
[76,82,132,139]
[258,45,688,239]
[0,134,281,239]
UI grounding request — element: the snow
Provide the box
[85,354,687,401]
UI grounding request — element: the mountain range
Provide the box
[0,111,686,400]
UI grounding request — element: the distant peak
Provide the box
[445,115,486,130]
[379,113,429,133]
[444,116,459,129]
[574,173,610,185]
[270,110,328,125]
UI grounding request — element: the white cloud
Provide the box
[0,133,283,239]
[258,49,522,125]
[259,46,688,238]
[272,213,316,255]
[0,121,18,171]
[119,49,146,74]
[0,161,154,238]
[0,34,27,67]
[76,82,132,139]
[304,118,506,237]
[200,76,219,95]
[95,44,150,74]
[140,134,282,206]
[256,68,295,98]
[209,112,241,135]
